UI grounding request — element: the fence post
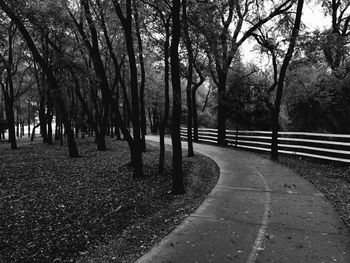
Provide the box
[235,127,238,147]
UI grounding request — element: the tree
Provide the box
[191,55,206,142]
[133,0,147,152]
[284,60,350,133]
[67,0,111,151]
[0,0,80,157]
[182,0,195,156]
[142,0,172,174]
[64,0,146,176]
[269,0,304,160]
[113,0,144,177]
[319,0,350,71]
[0,21,18,149]
[191,0,295,145]
[224,64,273,131]
[170,0,185,194]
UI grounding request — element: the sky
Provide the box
[241,1,331,64]
[303,1,330,31]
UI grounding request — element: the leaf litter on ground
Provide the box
[0,137,219,263]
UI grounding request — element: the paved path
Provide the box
[137,136,350,263]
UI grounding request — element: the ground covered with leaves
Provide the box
[0,138,219,263]
[277,155,350,233]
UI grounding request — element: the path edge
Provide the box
[135,151,222,263]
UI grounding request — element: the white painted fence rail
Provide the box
[180,127,350,164]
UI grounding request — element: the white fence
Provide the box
[180,127,350,163]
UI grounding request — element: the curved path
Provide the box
[137,136,350,263]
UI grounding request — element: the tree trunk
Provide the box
[182,0,194,157]
[159,26,170,174]
[110,107,114,139]
[114,1,144,177]
[46,103,53,144]
[158,117,166,174]
[110,98,143,175]
[271,0,304,160]
[1,23,17,149]
[21,120,24,137]
[114,86,121,140]
[217,71,227,145]
[123,100,129,132]
[115,121,121,140]
[73,73,104,149]
[39,95,47,143]
[16,111,19,138]
[59,115,63,146]
[75,122,79,138]
[27,99,30,138]
[126,28,144,176]
[148,108,154,134]
[170,0,185,195]
[79,0,110,151]
[191,71,205,143]
[95,0,124,143]
[271,111,279,160]
[55,106,60,141]
[192,86,199,142]
[31,122,40,141]
[47,114,53,144]
[134,2,147,152]
[57,96,79,157]
[2,87,17,149]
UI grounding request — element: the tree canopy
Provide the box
[0,0,349,168]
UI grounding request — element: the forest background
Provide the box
[1,0,350,186]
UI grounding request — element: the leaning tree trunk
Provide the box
[31,122,40,141]
[271,0,304,160]
[113,0,144,177]
[79,0,110,151]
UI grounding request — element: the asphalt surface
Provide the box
[136,136,350,263]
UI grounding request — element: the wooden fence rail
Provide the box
[180,127,350,163]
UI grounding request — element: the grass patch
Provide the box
[0,137,219,263]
